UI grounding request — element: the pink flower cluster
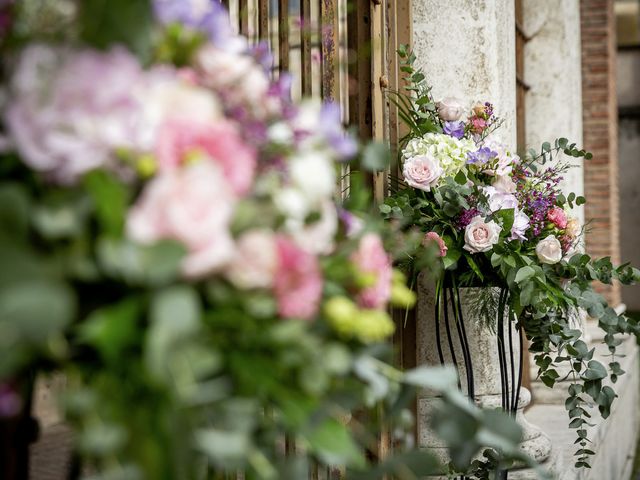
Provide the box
[351,234,393,310]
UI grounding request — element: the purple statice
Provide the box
[456,207,481,230]
[512,163,564,237]
[443,121,465,140]
[467,146,497,165]
[483,102,494,119]
[153,0,247,53]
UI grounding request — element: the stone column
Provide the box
[522,0,589,403]
[411,3,550,475]
[523,0,584,226]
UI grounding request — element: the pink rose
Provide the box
[274,236,323,320]
[423,231,448,257]
[469,116,487,134]
[402,154,443,192]
[547,206,568,229]
[351,233,393,309]
[155,119,256,196]
[126,162,236,279]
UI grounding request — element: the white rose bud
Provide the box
[436,97,465,122]
[463,216,502,253]
[536,235,563,264]
[565,217,581,238]
[402,154,443,192]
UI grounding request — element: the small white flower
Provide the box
[463,216,502,253]
[536,235,563,264]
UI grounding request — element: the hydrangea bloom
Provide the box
[5,45,148,183]
[403,132,475,180]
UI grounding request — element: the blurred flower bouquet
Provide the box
[385,46,640,468]
[0,2,535,479]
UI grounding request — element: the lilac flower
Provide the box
[467,146,497,165]
[153,0,247,53]
[443,121,465,140]
[249,41,274,71]
[510,210,530,241]
[319,103,358,159]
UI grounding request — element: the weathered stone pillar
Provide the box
[411,2,550,475]
[522,0,589,403]
[523,0,584,226]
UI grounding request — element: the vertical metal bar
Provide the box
[320,0,340,101]
[300,0,313,95]
[279,0,290,72]
[238,0,249,35]
[258,0,269,40]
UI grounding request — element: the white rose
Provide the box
[402,154,443,191]
[287,200,338,255]
[536,235,563,264]
[226,230,277,289]
[436,97,465,121]
[492,174,517,194]
[463,216,502,253]
[289,151,336,207]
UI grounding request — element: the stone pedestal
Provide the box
[416,276,552,471]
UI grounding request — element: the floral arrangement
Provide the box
[385,46,640,469]
[0,2,531,479]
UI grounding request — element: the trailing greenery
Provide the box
[386,45,640,470]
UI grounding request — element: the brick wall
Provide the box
[581,0,621,306]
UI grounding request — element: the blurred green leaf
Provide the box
[145,285,201,382]
[361,142,391,172]
[306,418,365,468]
[78,0,155,62]
[0,183,30,240]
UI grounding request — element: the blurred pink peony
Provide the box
[547,206,568,229]
[155,119,256,196]
[351,233,392,309]
[274,236,323,320]
[5,45,148,183]
[423,231,448,257]
[126,162,236,279]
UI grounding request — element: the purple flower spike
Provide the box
[467,146,497,165]
[443,121,465,139]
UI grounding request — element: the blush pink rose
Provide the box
[155,119,256,196]
[547,206,568,229]
[126,162,236,279]
[274,236,323,320]
[423,231,448,257]
[351,233,393,309]
[402,154,443,192]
